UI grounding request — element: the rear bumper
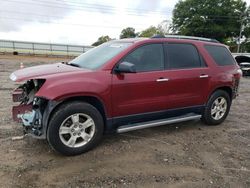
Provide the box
[232,79,240,99]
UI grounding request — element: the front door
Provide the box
[111,43,169,117]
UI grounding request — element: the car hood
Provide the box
[10,63,88,82]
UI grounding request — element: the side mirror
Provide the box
[115,62,136,73]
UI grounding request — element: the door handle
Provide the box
[199,74,209,78]
[156,78,169,82]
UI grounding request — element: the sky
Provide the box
[0,0,249,45]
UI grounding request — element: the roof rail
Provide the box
[151,35,219,43]
[151,34,165,38]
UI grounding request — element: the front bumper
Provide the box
[12,104,32,122]
[12,88,46,139]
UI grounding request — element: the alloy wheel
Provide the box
[211,97,228,120]
[59,113,95,148]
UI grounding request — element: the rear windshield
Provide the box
[205,45,235,66]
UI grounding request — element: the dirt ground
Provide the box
[0,54,249,188]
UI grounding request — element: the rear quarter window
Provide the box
[205,45,235,66]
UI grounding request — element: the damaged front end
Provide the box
[12,79,48,138]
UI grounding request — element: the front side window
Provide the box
[167,43,201,69]
[123,44,164,72]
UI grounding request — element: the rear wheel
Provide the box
[202,90,231,125]
[47,101,104,156]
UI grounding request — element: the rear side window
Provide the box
[205,45,235,66]
[167,43,201,69]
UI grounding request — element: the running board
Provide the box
[117,114,201,133]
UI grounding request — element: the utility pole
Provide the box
[237,18,244,53]
[237,10,249,53]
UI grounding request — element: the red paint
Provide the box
[13,63,86,82]
[11,38,241,119]
[12,88,23,102]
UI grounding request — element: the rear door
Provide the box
[164,43,211,109]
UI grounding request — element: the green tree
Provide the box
[92,35,111,46]
[139,26,165,37]
[172,0,249,42]
[120,27,136,39]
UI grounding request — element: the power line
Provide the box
[0,12,242,29]
[0,9,242,22]
[38,0,171,15]
[0,14,241,27]
[51,0,245,19]
[1,0,245,29]
[0,16,147,30]
[4,0,172,17]
[0,10,155,27]
[3,0,244,20]
[3,0,243,20]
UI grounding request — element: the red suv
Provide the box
[10,36,241,155]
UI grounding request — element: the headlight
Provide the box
[9,73,17,81]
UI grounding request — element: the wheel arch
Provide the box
[44,95,108,137]
[202,86,232,125]
[207,86,233,103]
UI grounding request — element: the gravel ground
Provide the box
[0,54,249,188]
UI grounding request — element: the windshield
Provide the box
[69,42,132,69]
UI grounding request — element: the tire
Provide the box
[47,101,104,156]
[202,90,231,125]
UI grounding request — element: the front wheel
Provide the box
[47,101,104,156]
[202,90,231,125]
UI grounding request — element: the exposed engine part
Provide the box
[18,111,36,126]
[13,79,47,138]
[21,97,47,138]
[18,79,45,104]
